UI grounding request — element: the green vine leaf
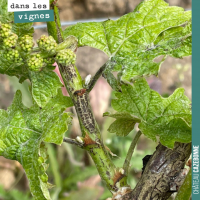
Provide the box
[12,22,34,38]
[64,0,191,82]
[29,69,64,107]
[103,112,140,136]
[0,54,28,82]
[120,22,191,81]
[0,0,13,23]
[153,22,191,58]
[0,89,73,199]
[110,78,191,148]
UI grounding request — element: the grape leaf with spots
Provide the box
[109,78,191,148]
[0,89,73,200]
[64,0,191,82]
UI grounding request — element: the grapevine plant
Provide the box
[0,0,192,199]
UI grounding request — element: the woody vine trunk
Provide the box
[120,142,191,200]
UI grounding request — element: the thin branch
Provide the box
[59,61,118,191]
[87,59,121,92]
[47,2,64,43]
[63,137,83,148]
[54,5,64,43]
[123,130,142,176]
[87,62,107,92]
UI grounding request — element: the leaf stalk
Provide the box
[63,137,83,148]
[123,130,142,177]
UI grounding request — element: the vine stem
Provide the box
[47,4,119,192]
[123,130,142,177]
[47,1,64,43]
[63,137,83,148]
[87,62,107,92]
[87,60,121,92]
[58,63,118,191]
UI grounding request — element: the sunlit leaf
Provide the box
[64,0,191,82]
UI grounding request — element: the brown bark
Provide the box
[119,142,191,200]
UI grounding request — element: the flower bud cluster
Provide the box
[27,54,44,71]
[44,57,55,66]
[3,49,23,62]
[37,35,57,53]
[0,23,12,38]
[1,24,77,72]
[18,35,34,52]
[55,49,76,65]
[3,33,18,48]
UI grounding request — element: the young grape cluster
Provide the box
[1,22,77,72]
[3,33,18,48]
[55,49,76,65]
[37,35,57,53]
[27,54,44,71]
[3,49,23,62]
[18,35,34,53]
[44,57,55,66]
[1,23,18,49]
[0,23,12,38]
